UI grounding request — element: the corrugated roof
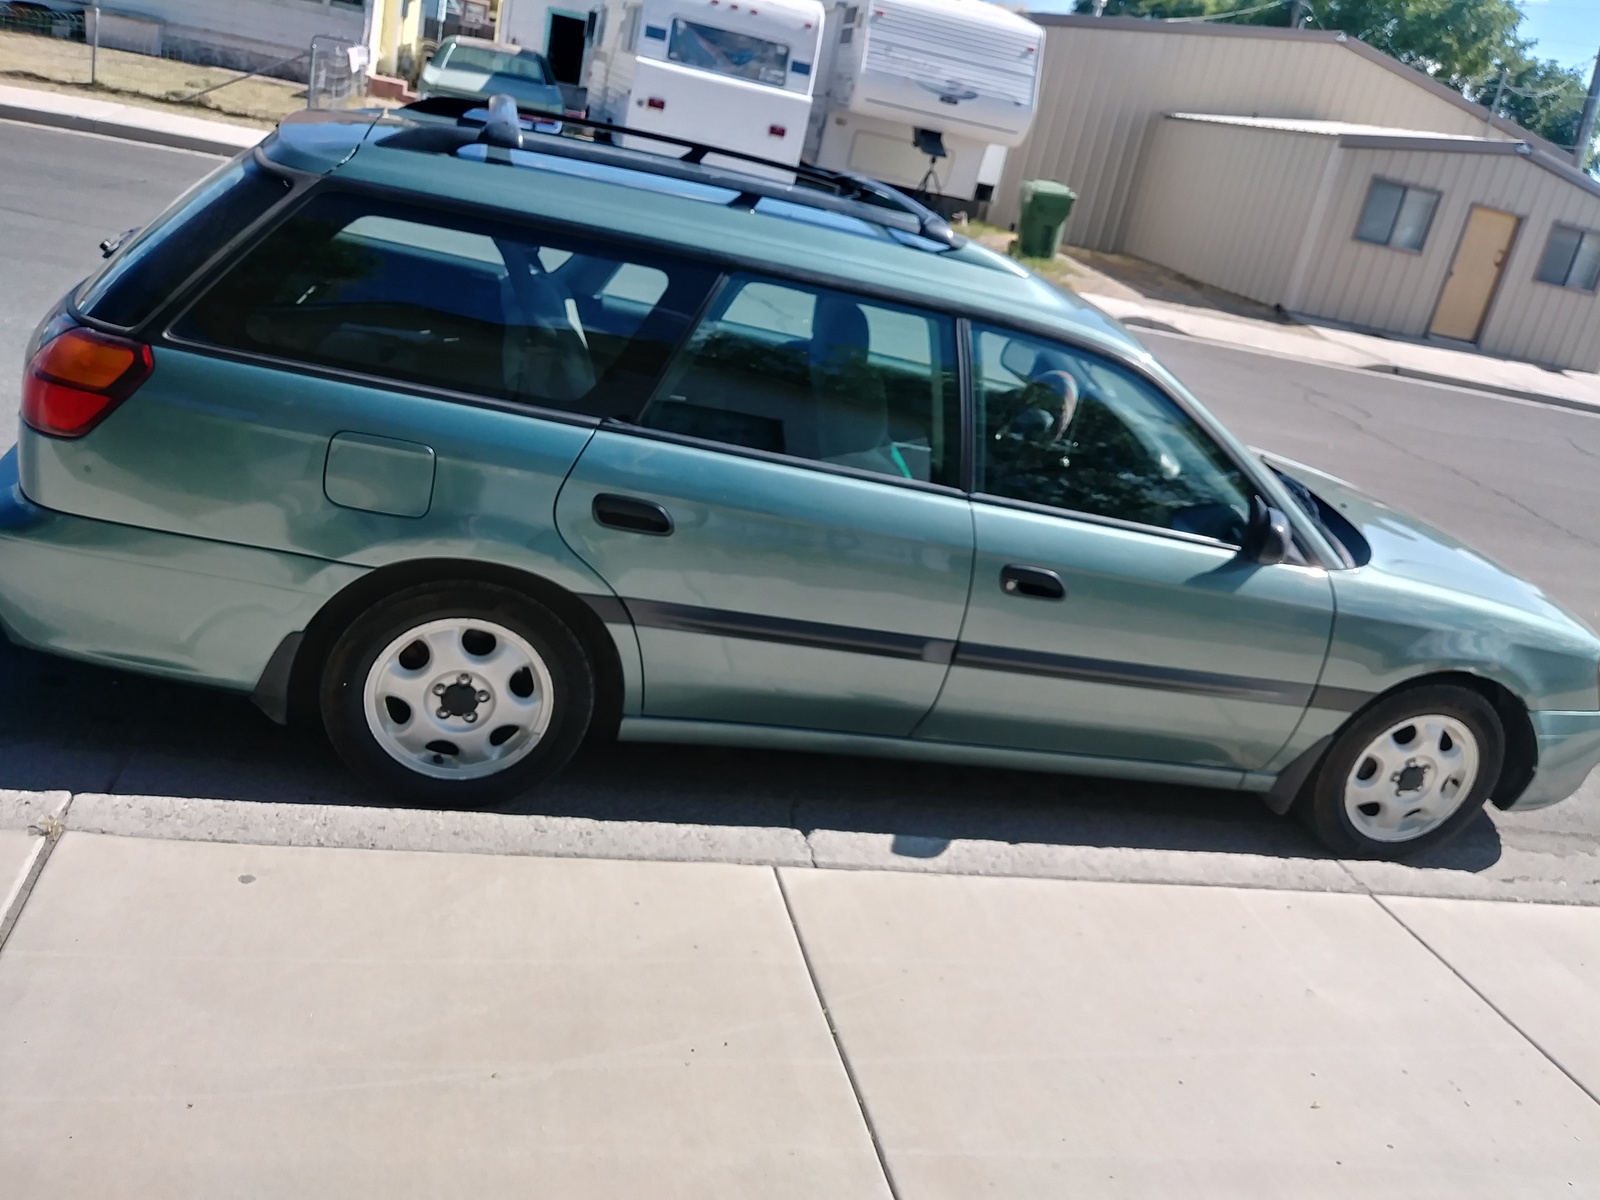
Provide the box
[1029,14,1566,160]
[1166,113,1499,142]
[1161,112,1600,202]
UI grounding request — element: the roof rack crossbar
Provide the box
[396,97,960,247]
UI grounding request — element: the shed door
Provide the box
[1430,206,1519,342]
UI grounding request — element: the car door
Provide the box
[554,272,973,736]
[917,325,1335,774]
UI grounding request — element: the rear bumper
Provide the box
[0,447,362,691]
[1509,710,1600,810]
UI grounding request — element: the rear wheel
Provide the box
[320,583,593,807]
[1301,683,1503,859]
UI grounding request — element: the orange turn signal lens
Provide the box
[22,327,152,438]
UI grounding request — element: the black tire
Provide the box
[1300,683,1504,859]
[320,582,594,808]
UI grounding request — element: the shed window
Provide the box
[1355,179,1440,252]
[1535,224,1600,292]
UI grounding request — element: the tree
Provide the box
[1071,0,1595,166]
[1478,58,1595,165]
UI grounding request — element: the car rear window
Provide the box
[77,158,292,329]
[171,191,717,418]
[440,43,552,84]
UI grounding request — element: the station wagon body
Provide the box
[6,100,1599,858]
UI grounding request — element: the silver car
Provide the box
[418,36,566,117]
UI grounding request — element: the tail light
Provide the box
[646,96,666,110]
[22,326,153,438]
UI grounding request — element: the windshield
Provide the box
[668,19,789,87]
[440,43,552,84]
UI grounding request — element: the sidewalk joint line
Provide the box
[1369,892,1600,1111]
[0,794,74,955]
[773,866,902,1200]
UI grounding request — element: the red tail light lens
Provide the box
[22,327,152,438]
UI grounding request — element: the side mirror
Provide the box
[1239,496,1292,566]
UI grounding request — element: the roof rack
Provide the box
[388,96,963,249]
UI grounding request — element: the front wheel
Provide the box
[1300,683,1504,859]
[320,583,594,807]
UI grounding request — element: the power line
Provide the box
[1163,0,1287,24]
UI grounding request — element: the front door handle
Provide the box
[593,493,674,536]
[1000,564,1065,600]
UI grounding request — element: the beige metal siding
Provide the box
[1481,174,1600,371]
[997,21,1507,245]
[1295,149,1600,370]
[1123,118,1335,307]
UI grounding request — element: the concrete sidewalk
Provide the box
[0,81,265,157]
[1084,289,1600,415]
[4,793,1600,1197]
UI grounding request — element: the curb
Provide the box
[0,95,264,157]
[5,788,1600,908]
[1125,320,1600,417]
[1365,363,1600,417]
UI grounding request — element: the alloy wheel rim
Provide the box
[362,617,554,781]
[1343,714,1479,843]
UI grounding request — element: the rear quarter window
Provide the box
[170,191,717,418]
[77,158,292,329]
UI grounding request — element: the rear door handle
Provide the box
[1000,564,1065,600]
[593,493,674,536]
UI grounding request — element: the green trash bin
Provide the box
[1017,179,1077,259]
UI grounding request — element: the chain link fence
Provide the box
[307,35,370,111]
[0,3,370,124]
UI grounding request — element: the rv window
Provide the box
[668,18,790,88]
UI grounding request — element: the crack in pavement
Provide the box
[1294,388,1600,554]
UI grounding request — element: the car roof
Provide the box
[261,110,1145,360]
[444,36,537,54]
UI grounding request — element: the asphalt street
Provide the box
[1,119,1598,888]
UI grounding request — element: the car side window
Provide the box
[172,193,716,418]
[973,325,1253,543]
[638,274,960,486]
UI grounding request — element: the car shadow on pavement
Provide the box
[0,638,1505,871]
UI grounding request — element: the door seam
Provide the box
[907,499,978,739]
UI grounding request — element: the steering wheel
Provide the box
[995,369,1080,446]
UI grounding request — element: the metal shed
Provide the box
[1123,115,1600,370]
[1005,15,1600,371]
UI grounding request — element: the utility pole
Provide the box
[1487,67,1507,135]
[1289,0,1308,27]
[1093,0,1108,15]
[1575,50,1600,172]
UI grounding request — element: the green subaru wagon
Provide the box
[8,97,1600,859]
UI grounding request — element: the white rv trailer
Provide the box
[804,0,1043,207]
[502,0,825,170]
